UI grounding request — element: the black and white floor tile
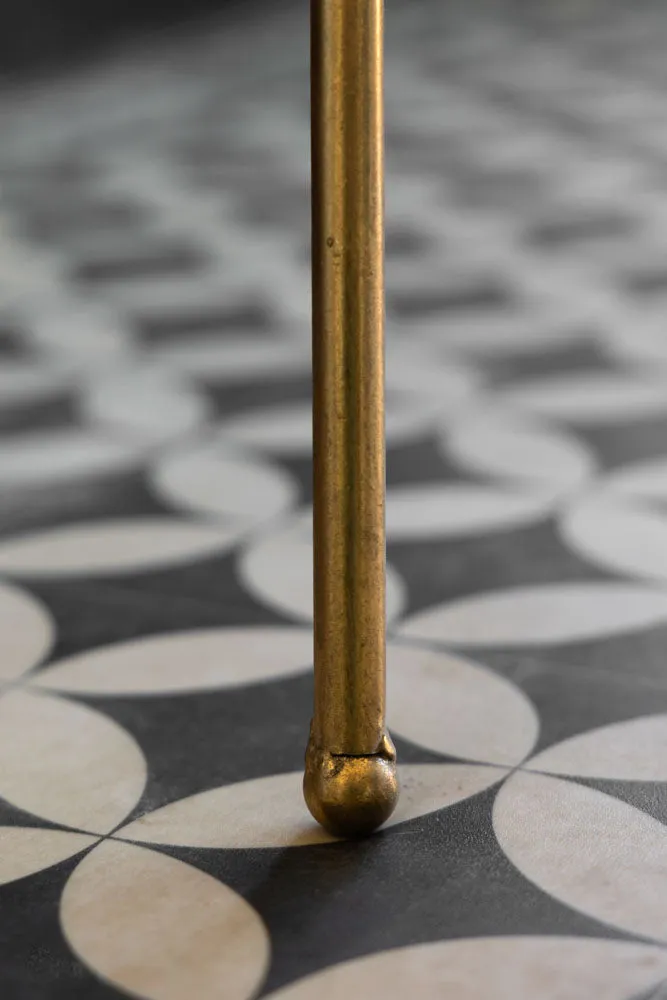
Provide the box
[3,1,667,996]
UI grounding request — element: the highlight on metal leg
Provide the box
[304,0,398,839]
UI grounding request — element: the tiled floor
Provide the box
[3,1,667,997]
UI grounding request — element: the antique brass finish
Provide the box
[304,0,398,838]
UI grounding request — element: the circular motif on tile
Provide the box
[119,763,505,848]
[32,626,313,696]
[0,828,97,887]
[80,369,210,444]
[61,840,270,1000]
[397,583,667,647]
[386,483,554,541]
[445,410,595,497]
[263,937,667,1000]
[0,580,55,681]
[0,517,243,577]
[560,492,667,585]
[494,771,667,943]
[0,690,146,832]
[148,441,298,524]
[526,714,667,781]
[239,519,406,623]
[497,373,667,424]
[386,643,539,766]
[0,430,146,488]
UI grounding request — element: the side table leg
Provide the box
[304,0,398,838]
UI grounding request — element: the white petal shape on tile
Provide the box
[384,392,448,445]
[498,373,667,424]
[386,644,538,765]
[607,325,667,368]
[119,771,335,849]
[385,345,479,412]
[219,403,311,455]
[604,456,667,501]
[0,243,59,309]
[153,337,309,381]
[0,361,73,408]
[430,315,586,357]
[0,828,97,886]
[0,580,54,681]
[61,840,270,1000]
[561,493,667,584]
[386,484,554,541]
[239,521,406,624]
[81,370,210,444]
[119,764,504,848]
[393,763,506,827]
[0,518,242,577]
[446,411,595,495]
[0,430,146,488]
[148,442,297,524]
[0,690,146,833]
[398,583,667,647]
[527,714,667,780]
[263,937,667,1000]
[494,771,667,942]
[32,627,313,696]
[28,302,134,364]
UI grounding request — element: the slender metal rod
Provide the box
[304,0,398,838]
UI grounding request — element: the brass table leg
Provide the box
[304,0,398,838]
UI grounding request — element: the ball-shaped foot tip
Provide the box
[304,734,398,838]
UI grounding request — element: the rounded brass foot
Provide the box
[304,732,398,838]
